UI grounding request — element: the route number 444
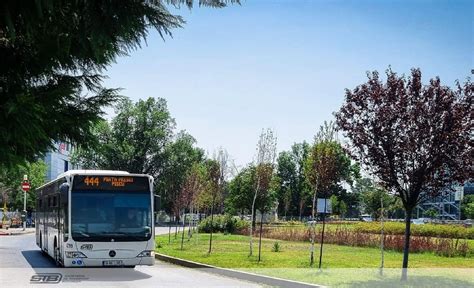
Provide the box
[84,177,100,186]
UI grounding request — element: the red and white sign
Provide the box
[21,181,30,191]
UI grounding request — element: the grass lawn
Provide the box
[155,233,474,287]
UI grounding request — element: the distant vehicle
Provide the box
[360,214,373,222]
[412,218,431,225]
[305,217,320,225]
[36,170,157,268]
[463,219,472,228]
[182,213,206,221]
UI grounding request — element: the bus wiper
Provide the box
[78,232,90,237]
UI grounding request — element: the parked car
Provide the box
[412,218,431,225]
[360,214,373,222]
[463,219,472,228]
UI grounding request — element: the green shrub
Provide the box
[272,241,281,252]
[198,214,249,234]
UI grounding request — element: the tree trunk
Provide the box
[299,199,304,221]
[401,208,413,281]
[249,183,259,256]
[168,222,171,244]
[310,190,317,266]
[181,212,186,250]
[258,212,264,262]
[175,214,178,239]
[195,207,200,245]
[188,205,193,239]
[318,198,327,269]
[208,197,215,254]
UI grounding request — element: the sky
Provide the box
[103,0,473,168]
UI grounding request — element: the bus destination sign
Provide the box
[73,175,149,191]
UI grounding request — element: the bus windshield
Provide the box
[71,190,152,242]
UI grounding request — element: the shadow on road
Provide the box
[21,250,56,268]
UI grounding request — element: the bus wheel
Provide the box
[53,238,60,266]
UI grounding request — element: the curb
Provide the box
[155,253,324,288]
[0,230,35,236]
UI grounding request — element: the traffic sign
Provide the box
[21,181,30,191]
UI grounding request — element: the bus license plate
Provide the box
[103,260,123,266]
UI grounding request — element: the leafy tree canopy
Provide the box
[0,160,47,210]
[226,165,276,215]
[461,195,474,220]
[0,0,237,167]
[336,68,472,212]
[356,177,392,219]
[72,97,204,213]
[274,142,312,218]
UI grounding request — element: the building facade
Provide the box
[43,142,77,182]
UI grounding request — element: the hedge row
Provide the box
[353,222,474,239]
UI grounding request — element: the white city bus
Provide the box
[35,170,157,267]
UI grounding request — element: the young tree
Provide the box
[200,148,229,253]
[305,121,352,268]
[178,163,206,249]
[249,129,277,257]
[0,0,237,167]
[335,68,473,281]
[205,159,221,254]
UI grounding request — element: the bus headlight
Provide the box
[136,250,154,257]
[65,251,88,258]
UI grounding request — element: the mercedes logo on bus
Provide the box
[109,250,116,257]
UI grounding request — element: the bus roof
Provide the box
[57,170,130,178]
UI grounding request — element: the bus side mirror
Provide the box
[154,195,161,212]
[59,183,70,194]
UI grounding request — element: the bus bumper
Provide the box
[63,257,154,267]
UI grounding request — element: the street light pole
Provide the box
[23,175,28,231]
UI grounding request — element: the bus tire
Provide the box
[53,238,60,267]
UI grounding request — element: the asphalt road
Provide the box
[0,229,261,287]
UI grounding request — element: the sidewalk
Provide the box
[0,227,35,236]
